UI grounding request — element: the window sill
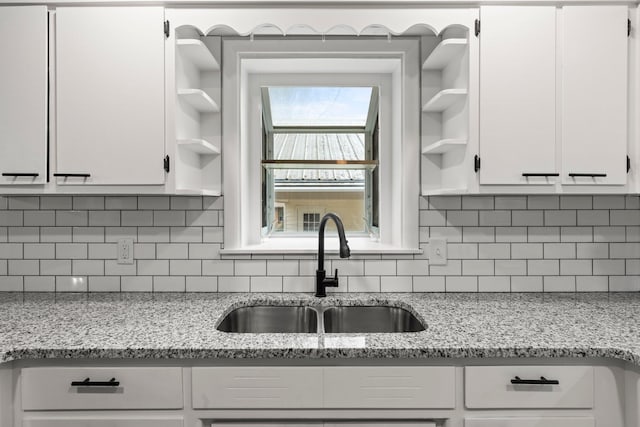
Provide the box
[219,237,422,256]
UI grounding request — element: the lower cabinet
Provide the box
[464,418,594,427]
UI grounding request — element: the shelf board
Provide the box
[177,39,220,71]
[422,89,467,113]
[261,160,378,170]
[177,139,220,155]
[178,89,219,113]
[175,188,222,196]
[422,187,468,196]
[422,138,467,154]
[422,38,467,70]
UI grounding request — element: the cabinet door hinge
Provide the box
[475,19,480,37]
[627,155,631,173]
[629,19,632,37]
[164,155,170,173]
[474,155,481,173]
[164,20,170,38]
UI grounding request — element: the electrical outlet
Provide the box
[117,238,134,265]
[428,238,447,265]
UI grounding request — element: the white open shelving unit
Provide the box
[421,32,471,196]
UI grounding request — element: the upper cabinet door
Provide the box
[55,7,165,185]
[479,6,557,185]
[561,6,628,185]
[0,6,48,185]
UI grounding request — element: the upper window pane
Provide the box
[268,87,373,127]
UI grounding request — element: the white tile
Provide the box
[73,196,104,210]
[478,243,509,259]
[202,260,234,276]
[40,196,72,210]
[72,227,104,243]
[429,259,461,275]
[283,276,314,292]
[40,260,71,276]
[156,243,188,259]
[544,276,575,292]
[348,276,380,292]
[429,227,462,243]
[628,226,640,242]
[577,210,609,226]
[121,276,152,292]
[188,243,221,259]
[479,211,511,226]
[495,227,527,242]
[419,210,446,226]
[203,227,224,243]
[331,260,364,276]
[134,243,155,259]
[528,195,559,210]
[593,195,625,209]
[204,195,223,210]
[511,243,543,259]
[447,211,478,226]
[219,276,250,292]
[121,211,153,226]
[137,260,169,276]
[88,243,117,259]
[560,259,591,275]
[250,276,282,292]
[24,276,55,292]
[56,211,88,227]
[544,210,576,226]
[8,227,39,242]
[171,196,202,210]
[56,276,87,292]
[479,276,510,292]
[527,260,559,275]
[89,211,120,226]
[576,276,608,292]
[445,276,477,292]
[186,276,218,292]
[89,276,120,292]
[9,260,38,275]
[138,196,170,210]
[24,211,55,226]
[610,210,640,226]
[495,196,527,210]
[234,260,267,276]
[0,277,22,291]
[495,260,526,276]
[105,196,137,210]
[153,211,185,226]
[462,227,494,243]
[447,243,478,259]
[560,227,593,243]
[170,260,201,275]
[462,196,494,210]
[363,259,396,275]
[626,196,640,209]
[462,260,494,275]
[55,243,87,259]
[8,196,39,210]
[186,210,219,226]
[170,227,202,242]
[511,276,543,292]
[104,260,136,276]
[0,197,6,210]
[543,243,576,259]
[105,227,137,242]
[610,243,640,259]
[138,227,170,243]
[72,260,104,276]
[627,259,640,275]
[609,276,640,292]
[512,210,543,226]
[428,196,460,210]
[412,276,444,292]
[560,196,592,209]
[0,260,5,275]
[0,243,22,259]
[299,260,319,276]
[528,227,560,243]
[380,276,412,292]
[153,276,185,292]
[594,226,626,242]
[0,211,23,226]
[0,227,6,242]
[576,243,608,259]
[266,260,298,276]
[397,259,429,275]
[593,259,625,275]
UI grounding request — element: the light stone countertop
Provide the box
[0,292,639,365]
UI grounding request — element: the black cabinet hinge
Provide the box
[164,155,170,173]
[474,155,481,173]
[629,19,632,37]
[164,20,170,38]
[627,155,631,173]
[475,19,480,37]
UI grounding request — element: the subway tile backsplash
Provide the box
[0,195,638,292]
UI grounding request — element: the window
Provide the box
[302,212,321,232]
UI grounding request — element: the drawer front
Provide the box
[465,417,594,427]
[192,367,323,409]
[465,366,593,409]
[323,367,455,409]
[24,418,183,427]
[21,367,183,410]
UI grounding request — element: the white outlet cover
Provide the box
[428,238,447,265]
[117,238,134,265]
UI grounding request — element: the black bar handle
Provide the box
[71,377,120,387]
[522,173,559,177]
[511,376,559,385]
[54,173,91,178]
[2,173,39,177]
[568,173,607,178]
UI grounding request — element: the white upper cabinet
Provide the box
[55,7,165,185]
[479,6,557,185]
[561,5,629,186]
[0,6,48,185]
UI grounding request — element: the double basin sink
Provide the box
[217,305,425,334]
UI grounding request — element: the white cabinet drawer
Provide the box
[24,418,183,427]
[465,366,593,409]
[21,367,183,410]
[323,367,455,409]
[465,417,594,427]
[192,367,323,409]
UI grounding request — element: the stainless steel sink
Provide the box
[217,306,318,333]
[323,306,425,333]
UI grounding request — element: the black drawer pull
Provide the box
[54,173,91,178]
[2,173,39,177]
[568,173,607,178]
[71,377,120,387]
[522,173,559,177]
[511,376,559,385]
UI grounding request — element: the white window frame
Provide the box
[222,38,420,254]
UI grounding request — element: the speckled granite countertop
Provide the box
[1,292,639,365]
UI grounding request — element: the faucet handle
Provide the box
[333,269,338,279]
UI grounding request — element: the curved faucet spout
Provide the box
[316,213,351,297]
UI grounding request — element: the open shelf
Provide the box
[177,139,220,155]
[422,187,468,196]
[175,188,222,196]
[422,138,467,154]
[422,89,467,112]
[177,39,220,71]
[423,38,467,70]
[178,89,219,112]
